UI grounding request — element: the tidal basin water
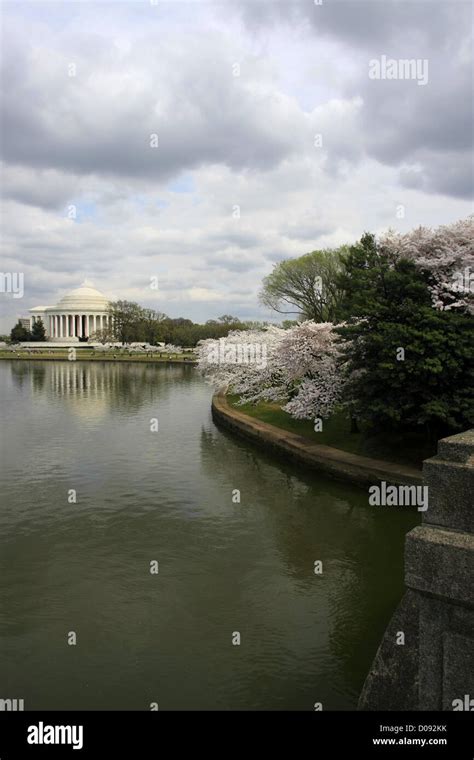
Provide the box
[0,361,418,710]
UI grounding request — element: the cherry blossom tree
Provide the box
[159,343,183,355]
[197,321,344,420]
[379,216,474,313]
[198,325,286,401]
[278,322,345,419]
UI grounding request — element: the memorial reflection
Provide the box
[9,361,188,417]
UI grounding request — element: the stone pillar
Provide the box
[84,314,89,338]
[359,429,474,711]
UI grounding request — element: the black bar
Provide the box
[0,711,473,758]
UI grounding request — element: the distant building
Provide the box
[29,282,111,341]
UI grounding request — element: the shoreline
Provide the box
[0,354,197,365]
[212,389,423,488]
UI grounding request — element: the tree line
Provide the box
[89,303,256,346]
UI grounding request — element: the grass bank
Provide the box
[228,396,434,469]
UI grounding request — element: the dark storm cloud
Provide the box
[0,29,300,184]
[1,0,471,199]
[0,165,78,209]
[239,0,461,49]
[306,0,456,49]
[398,150,474,199]
[238,0,474,199]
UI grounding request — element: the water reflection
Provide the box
[0,361,416,710]
[9,360,193,417]
[200,420,418,697]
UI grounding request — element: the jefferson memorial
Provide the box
[29,282,112,340]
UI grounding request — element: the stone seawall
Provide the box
[213,391,473,710]
[359,429,474,710]
[211,390,422,488]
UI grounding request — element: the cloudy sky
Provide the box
[1,0,473,331]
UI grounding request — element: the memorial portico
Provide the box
[29,283,112,341]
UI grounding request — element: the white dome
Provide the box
[56,283,109,311]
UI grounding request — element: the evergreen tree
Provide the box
[336,234,474,439]
[31,318,46,341]
[10,321,31,342]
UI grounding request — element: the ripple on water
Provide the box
[0,361,415,710]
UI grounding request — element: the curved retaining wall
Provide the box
[211,390,422,488]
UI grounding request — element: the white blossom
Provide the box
[379,216,474,313]
[197,321,343,420]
